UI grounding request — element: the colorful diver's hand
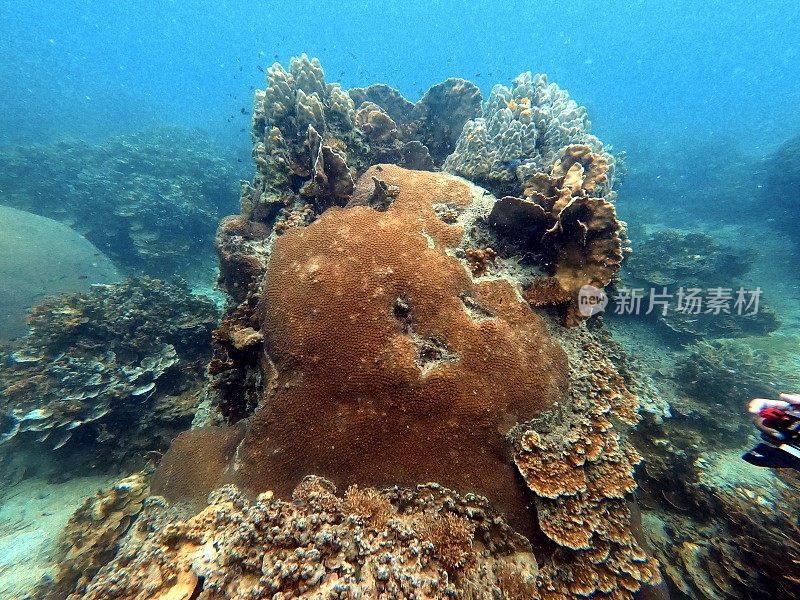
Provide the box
[748,394,800,440]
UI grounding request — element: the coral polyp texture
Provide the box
[61,56,663,599]
[0,278,218,467]
[157,165,571,536]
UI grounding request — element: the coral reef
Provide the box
[156,166,571,536]
[0,278,218,468]
[97,58,662,600]
[244,55,483,235]
[675,338,776,411]
[0,205,120,342]
[626,230,752,287]
[0,126,240,279]
[488,144,624,325]
[34,471,150,600]
[444,72,613,198]
[604,307,800,599]
[74,478,540,600]
[622,228,779,338]
[635,417,800,599]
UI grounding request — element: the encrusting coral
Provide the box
[513,328,662,599]
[0,278,218,467]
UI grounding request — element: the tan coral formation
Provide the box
[513,329,662,599]
[488,144,623,325]
[154,165,570,537]
[35,472,150,600]
[75,478,540,600]
[62,59,664,600]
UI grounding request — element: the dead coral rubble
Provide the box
[0,278,218,467]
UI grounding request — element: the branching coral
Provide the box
[74,479,539,600]
[675,339,777,409]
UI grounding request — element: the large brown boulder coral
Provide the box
[154,165,570,536]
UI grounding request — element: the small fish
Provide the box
[78,275,88,280]
[240,107,249,115]
[257,65,264,73]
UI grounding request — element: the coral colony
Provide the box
[3,55,798,599]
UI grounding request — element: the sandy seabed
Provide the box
[0,474,116,599]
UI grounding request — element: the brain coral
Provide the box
[156,165,569,535]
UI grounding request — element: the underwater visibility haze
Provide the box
[0,1,799,599]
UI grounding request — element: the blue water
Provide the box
[1,0,798,155]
